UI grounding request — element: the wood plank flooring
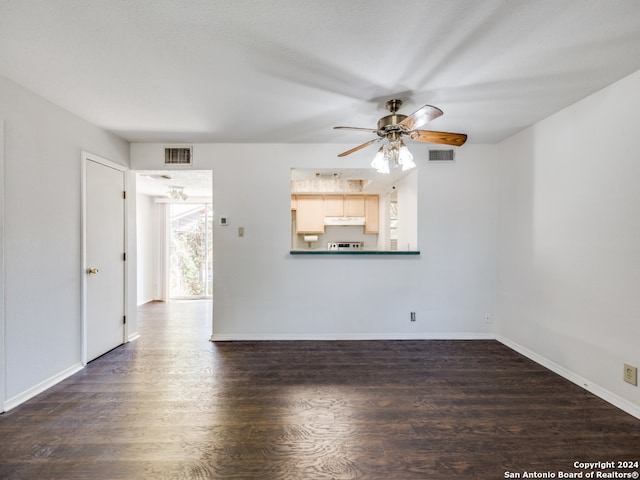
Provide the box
[1,300,639,479]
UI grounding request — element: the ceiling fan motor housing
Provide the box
[377,113,408,139]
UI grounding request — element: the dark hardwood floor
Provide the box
[1,300,639,479]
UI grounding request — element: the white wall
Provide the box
[497,69,640,415]
[0,75,130,409]
[131,142,498,339]
[136,193,157,305]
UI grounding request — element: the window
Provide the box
[389,195,398,251]
[169,203,213,298]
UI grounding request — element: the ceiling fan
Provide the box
[334,99,467,173]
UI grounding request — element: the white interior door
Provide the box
[85,158,125,362]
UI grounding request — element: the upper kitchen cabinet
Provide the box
[295,195,324,234]
[324,195,365,217]
[364,195,379,233]
[324,195,344,217]
[345,195,365,217]
[293,194,378,233]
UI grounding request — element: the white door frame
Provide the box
[81,151,128,365]
[0,119,6,412]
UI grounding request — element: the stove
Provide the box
[327,241,362,251]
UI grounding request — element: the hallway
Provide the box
[0,301,639,479]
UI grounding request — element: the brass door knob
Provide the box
[87,267,99,275]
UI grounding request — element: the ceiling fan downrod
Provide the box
[385,99,403,113]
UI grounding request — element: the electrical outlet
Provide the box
[624,364,638,386]
[484,313,491,323]
[410,312,416,322]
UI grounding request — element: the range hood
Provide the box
[324,217,366,226]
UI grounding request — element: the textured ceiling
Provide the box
[1,0,640,145]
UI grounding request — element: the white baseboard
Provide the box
[210,332,496,341]
[497,335,640,420]
[3,362,84,412]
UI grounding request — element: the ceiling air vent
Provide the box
[429,149,455,162]
[164,147,192,165]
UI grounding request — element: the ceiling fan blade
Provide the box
[410,130,468,147]
[334,126,379,133]
[337,138,381,157]
[399,105,443,130]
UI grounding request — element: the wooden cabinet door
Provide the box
[345,195,365,217]
[295,195,325,233]
[364,195,379,233]
[324,195,344,216]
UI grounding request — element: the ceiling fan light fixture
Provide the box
[371,146,389,173]
[167,186,188,201]
[371,140,415,174]
[398,142,415,171]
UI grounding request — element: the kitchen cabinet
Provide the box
[324,195,365,217]
[324,195,344,216]
[295,195,324,234]
[345,195,365,217]
[292,194,378,234]
[364,195,379,233]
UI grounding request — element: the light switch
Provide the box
[238,227,244,237]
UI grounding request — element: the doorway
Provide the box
[135,170,213,305]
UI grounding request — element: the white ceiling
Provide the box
[1,0,640,147]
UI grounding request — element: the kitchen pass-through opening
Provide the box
[290,168,417,252]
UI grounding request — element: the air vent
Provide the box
[429,149,455,162]
[164,147,192,165]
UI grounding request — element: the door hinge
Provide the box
[123,252,126,261]
[123,315,127,325]
[123,191,127,199]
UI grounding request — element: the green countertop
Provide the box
[290,250,420,255]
